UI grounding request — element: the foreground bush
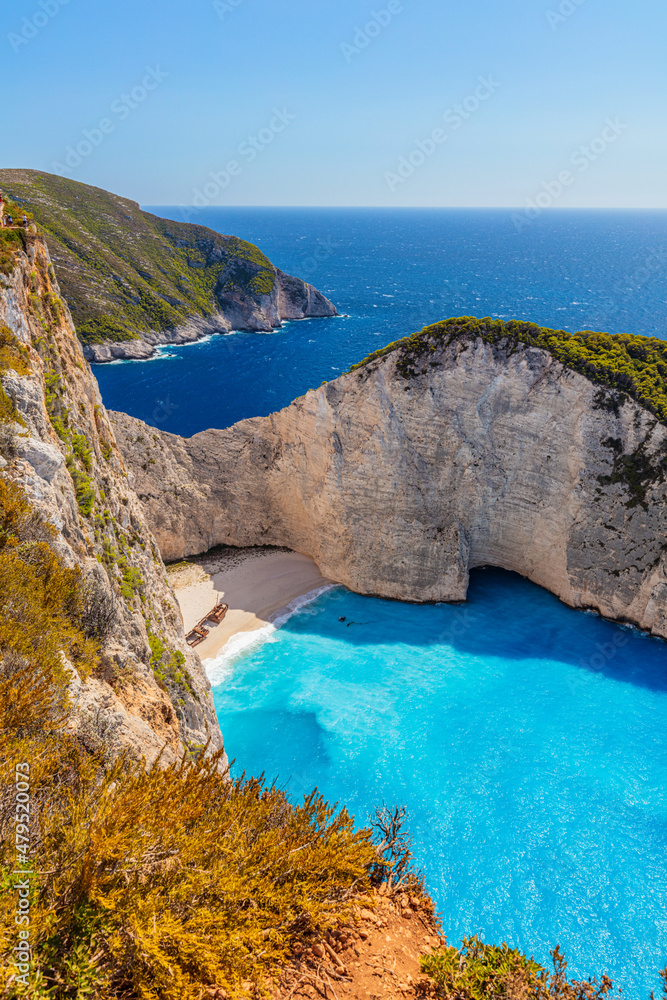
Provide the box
[421,938,619,1000]
[1,747,375,998]
[0,642,377,999]
[421,935,667,999]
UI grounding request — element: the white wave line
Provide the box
[204,583,337,685]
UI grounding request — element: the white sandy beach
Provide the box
[167,548,333,666]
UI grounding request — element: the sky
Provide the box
[1,0,665,208]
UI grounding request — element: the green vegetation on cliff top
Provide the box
[0,474,380,998]
[0,169,276,344]
[351,315,667,425]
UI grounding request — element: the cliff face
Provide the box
[111,332,667,639]
[83,263,336,363]
[0,231,224,765]
[0,170,337,362]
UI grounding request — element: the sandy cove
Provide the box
[167,547,333,665]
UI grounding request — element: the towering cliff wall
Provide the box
[0,228,224,764]
[0,170,337,361]
[112,320,667,640]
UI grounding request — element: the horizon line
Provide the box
[143,204,667,211]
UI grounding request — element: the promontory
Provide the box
[0,169,337,361]
[112,317,667,640]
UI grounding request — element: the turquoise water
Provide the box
[211,569,667,998]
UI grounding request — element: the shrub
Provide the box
[76,316,140,345]
[0,477,99,681]
[147,627,194,698]
[71,432,93,472]
[118,560,143,601]
[66,457,95,517]
[0,749,376,999]
[421,938,620,1000]
[0,325,30,429]
[43,369,70,442]
[0,423,18,459]
[0,386,17,426]
[652,967,667,1000]
[80,578,116,642]
[0,324,29,377]
[0,229,23,276]
[370,803,423,890]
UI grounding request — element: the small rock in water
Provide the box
[338,616,346,622]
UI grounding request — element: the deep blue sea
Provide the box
[93,210,667,995]
[94,208,667,436]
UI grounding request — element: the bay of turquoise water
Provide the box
[210,571,667,998]
[92,209,667,994]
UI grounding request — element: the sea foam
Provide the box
[204,583,337,685]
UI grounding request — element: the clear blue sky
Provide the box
[1,0,664,207]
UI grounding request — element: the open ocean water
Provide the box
[94,209,667,995]
[95,208,667,436]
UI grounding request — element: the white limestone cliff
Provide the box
[111,332,667,639]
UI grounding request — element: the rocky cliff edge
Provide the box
[0,170,337,363]
[0,230,224,765]
[111,323,667,640]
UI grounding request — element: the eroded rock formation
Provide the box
[111,330,667,639]
[0,232,224,764]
